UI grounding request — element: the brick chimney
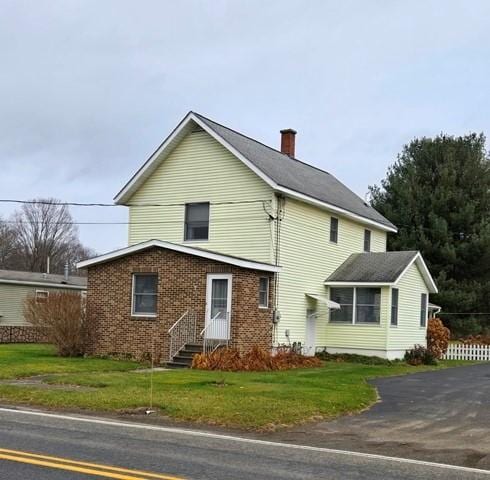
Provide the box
[280,128,297,157]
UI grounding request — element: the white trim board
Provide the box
[77,239,281,273]
[113,112,397,233]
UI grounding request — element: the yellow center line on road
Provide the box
[0,448,186,480]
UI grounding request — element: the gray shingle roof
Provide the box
[194,113,396,230]
[0,269,87,288]
[326,251,418,283]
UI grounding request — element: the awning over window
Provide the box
[306,293,341,310]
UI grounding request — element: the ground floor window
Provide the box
[330,287,381,324]
[420,293,427,327]
[132,273,158,316]
[35,290,49,304]
[259,277,269,308]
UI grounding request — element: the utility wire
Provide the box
[0,199,270,208]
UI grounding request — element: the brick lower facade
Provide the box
[85,247,274,363]
[0,326,48,344]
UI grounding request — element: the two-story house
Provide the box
[78,112,437,365]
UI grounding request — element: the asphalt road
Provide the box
[270,363,490,469]
[0,408,488,480]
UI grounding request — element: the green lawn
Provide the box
[0,344,472,430]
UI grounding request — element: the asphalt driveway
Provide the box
[269,363,490,469]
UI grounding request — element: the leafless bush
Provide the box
[24,291,86,357]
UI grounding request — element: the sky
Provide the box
[1,0,489,253]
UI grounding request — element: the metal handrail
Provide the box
[200,312,222,337]
[168,310,197,361]
[168,310,189,334]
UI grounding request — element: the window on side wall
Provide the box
[420,293,427,327]
[391,288,399,326]
[329,217,339,243]
[259,277,269,308]
[132,274,158,316]
[35,290,49,304]
[330,288,354,322]
[364,229,371,252]
[184,202,210,241]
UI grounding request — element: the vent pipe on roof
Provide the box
[280,128,297,157]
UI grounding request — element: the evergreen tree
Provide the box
[369,133,490,336]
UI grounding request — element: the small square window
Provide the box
[35,290,49,304]
[364,229,371,252]
[330,217,338,243]
[132,274,158,316]
[259,277,269,308]
[185,203,209,241]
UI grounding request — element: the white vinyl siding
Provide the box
[128,131,274,263]
[275,196,388,348]
[0,284,83,326]
[387,263,429,350]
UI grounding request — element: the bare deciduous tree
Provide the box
[0,198,94,274]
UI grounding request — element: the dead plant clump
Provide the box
[426,317,450,359]
[461,335,490,345]
[192,345,322,371]
[24,291,86,357]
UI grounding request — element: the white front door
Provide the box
[205,274,232,340]
[305,309,316,356]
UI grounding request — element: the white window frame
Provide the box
[259,277,269,309]
[184,202,210,242]
[329,287,381,325]
[364,229,371,252]
[420,293,428,328]
[131,273,158,317]
[390,288,399,327]
[330,216,339,244]
[35,290,49,304]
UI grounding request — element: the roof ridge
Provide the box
[193,111,337,178]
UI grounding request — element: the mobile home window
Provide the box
[391,288,399,326]
[330,288,354,323]
[184,202,209,241]
[259,277,269,308]
[420,293,427,327]
[35,290,49,304]
[364,229,371,252]
[132,274,158,316]
[330,217,339,243]
[356,288,381,323]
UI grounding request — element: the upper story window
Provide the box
[364,229,371,252]
[184,202,209,241]
[132,273,158,316]
[330,217,339,243]
[330,287,381,324]
[259,277,269,308]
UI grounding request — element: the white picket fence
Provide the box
[444,343,490,361]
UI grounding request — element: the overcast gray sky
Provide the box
[1,0,489,253]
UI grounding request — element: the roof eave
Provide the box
[77,239,281,273]
[324,281,393,287]
[393,252,438,294]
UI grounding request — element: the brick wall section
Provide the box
[85,247,274,363]
[0,326,48,343]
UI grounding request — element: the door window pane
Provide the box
[211,278,228,319]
